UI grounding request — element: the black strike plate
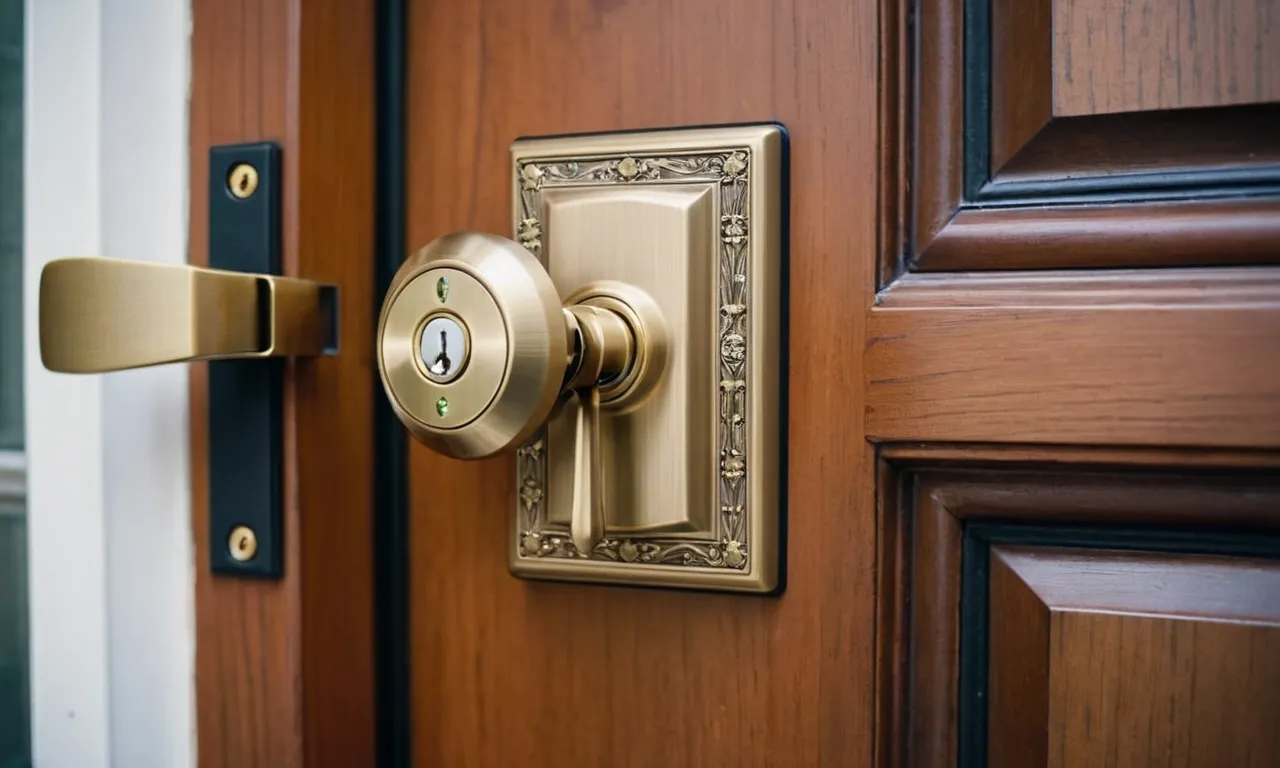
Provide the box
[208,141,284,578]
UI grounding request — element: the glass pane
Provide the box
[0,0,21,451]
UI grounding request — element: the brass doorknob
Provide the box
[38,257,335,373]
[377,231,667,553]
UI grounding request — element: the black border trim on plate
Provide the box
[374,0,410,764]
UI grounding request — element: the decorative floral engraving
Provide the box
[720,333,746,363]
[514,146,754,571]
[517,217,542,253]
[520,163,544,190]
[721,214,748,245]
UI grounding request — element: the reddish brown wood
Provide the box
[909,0,1280,271]
[1052,611,1280,766]
[992,106,1280,184]
[880,442,1280,469]
[990,0,1052,173]
[878,0,910,285]
[904,486,963,768]
[995,546,1280,619]
[873,458,908,768]
[406,0,876,765]
[911,0,965,257]
[987,549,1050,768]
[879,470,1280,768]
[189,1,375,765]
[1054,0,1280,116]
[867,269,1280,448]
[928,470,1280,529]
[994,546,1280,767]
[916,199,1280,270]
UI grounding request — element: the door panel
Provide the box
[869,2,1280,762]
[878,469,1280,768]
[989,547,1280,768]
[907,0,1280,272]
[405,1,874,765]
[400,0,1279,766]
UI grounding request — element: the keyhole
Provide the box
[419,313,469,384]
[431,329,452,375]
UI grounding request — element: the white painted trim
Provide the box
[23,1,194,766]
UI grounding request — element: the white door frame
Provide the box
[23,0,194,765]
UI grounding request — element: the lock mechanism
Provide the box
[378,124,786,593]
[378,232,668,555]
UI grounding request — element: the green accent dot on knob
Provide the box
[436,276,449,302]
[435,397,449,417]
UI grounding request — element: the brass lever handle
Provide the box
[39,257,336,373]
[562,303,633,555]
[570,387,604,555]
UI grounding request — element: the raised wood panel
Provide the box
[921,199,1280,270]
[866,268,1280,449]
[987,552,1049,768]
[189,1,376,765]
[992,546,1280,768]
[874,467,1280,768]
[1054,0,1280,116]
[407,0,876,765]
[990,0,1052,172]
[902,0,1280,275]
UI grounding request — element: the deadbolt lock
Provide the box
[377,124,787,593]
[378,232,669,555]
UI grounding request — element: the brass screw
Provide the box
[228,525,259,562]
[227,163,259,199]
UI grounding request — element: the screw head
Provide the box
[227,163,259,199]
[228,525,259,562]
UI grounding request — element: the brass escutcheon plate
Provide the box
[509,124,786,593]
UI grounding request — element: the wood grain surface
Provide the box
[405,0,875,764]
[990,0,1052,172]
[911,0,966,259]
[995,546,1280,768]
[879,470,1280,768]
[867,268,1280,448]
[917,199,1280,270]
[189,1,375,765]
[907,0,1280,271]
[987,550,1050,768]
[1054,0,1280,116]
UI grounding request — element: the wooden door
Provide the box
[399,2,1280,767]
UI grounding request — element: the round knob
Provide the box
[377,232,568,459]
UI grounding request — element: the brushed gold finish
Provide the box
[227,525,258,562]
[561,303,643,555]
[39,257,334,373]
[377,127,784,592]
[510,124,785,593]
[227,163,259,199]
[562,303,634,391]
[377,232,568,459]
[570,387,604,555]
[566,281,669,413]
